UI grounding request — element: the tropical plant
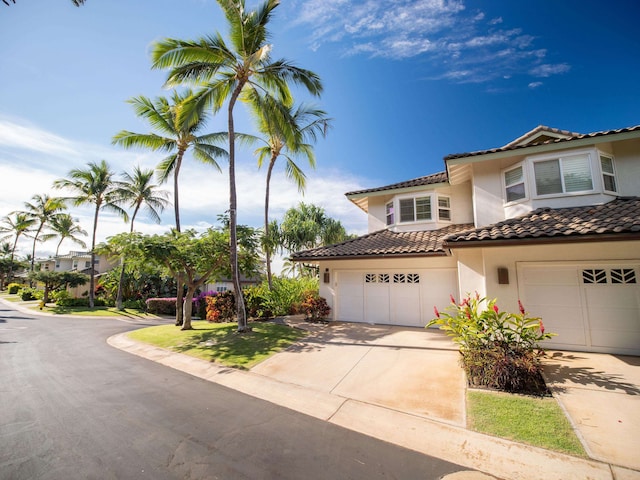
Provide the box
[112,91,226,232]
[151,0,323,332]
[20,194,66,273]
[0,212,36,282]
[242,93,331,288]
[49,213,88,256]
[53,160,128,308]
[111,166,170,309]
[429,294,555,394]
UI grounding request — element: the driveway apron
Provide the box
[543,351,640,471]
[250,322,467,426]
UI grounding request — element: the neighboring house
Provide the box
[37,251,117,297]
[292,125,640,356]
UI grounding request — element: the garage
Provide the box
[335,269,458,327]
[518,262,640,355]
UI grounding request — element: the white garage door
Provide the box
[518,263,640,355]
[335,269,457,327]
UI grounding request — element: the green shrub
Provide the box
[429,294,555,395]
[56,297,106,307]
[145,298,178,315]
[244,277,320,318]
[123,299,146,310]
[20,287,43,301]
[51,289,70,304]
[7,283,22,294]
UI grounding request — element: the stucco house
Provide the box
[38,251,117,297]
[291,124,640,356]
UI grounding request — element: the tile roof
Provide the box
[346,171,448,197]
[444,197,640,247]
[444,125,640,160]
[291,223,475,261]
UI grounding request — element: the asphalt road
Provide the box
[0,303,464,480]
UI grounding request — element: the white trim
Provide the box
[527,148,596,199]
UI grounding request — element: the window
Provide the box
[438,196,451,221]
[600,155,617,193]
[504,165,526,202]
[85,261,91,268]
[385,202,394,226]
[533,154,593,196]
[399,196,431,223]
[582,268,637,284]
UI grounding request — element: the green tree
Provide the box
[53,160,127,308]
[20,194,66,273]
[243,93,330,288]
[28,270,89,304]
[112,91,226,232]
[151,0,323,331]
[279,203,352,276]
[112,166,170,309]
[49,214,88,256]
[0,212,36,283]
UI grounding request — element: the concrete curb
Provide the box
[108,332,620,480]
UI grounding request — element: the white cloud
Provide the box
[528,81,543,89]
[0,118,369,260]
[291,0,570,85]
[530,63,571,77]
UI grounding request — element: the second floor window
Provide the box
[504,165,526,202]
[399,197,431,222]
[533,154,593,196]
[600,155,617,193]
[385,202,394,226]
[438,197,451,221]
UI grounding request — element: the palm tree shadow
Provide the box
[542,352,640,395]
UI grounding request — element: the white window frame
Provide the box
[385,201,394,226]
[397,195,433,224]
[437,196,452,222]
[529,150,595,198]
[502,162,527,204]
[599,153,617,194]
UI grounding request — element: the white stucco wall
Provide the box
[612,137,640,196]
[456,240,640,313]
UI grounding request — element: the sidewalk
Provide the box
[108,318,640,480]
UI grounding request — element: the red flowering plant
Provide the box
[429,294,555,394]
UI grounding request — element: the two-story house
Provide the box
[291,125,640,356]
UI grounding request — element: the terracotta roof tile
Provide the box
[346,171,448,197]
[444,197,640,246]
[291,223,475,261]
[445,125,640,160]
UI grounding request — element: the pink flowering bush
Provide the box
[429,293,555,394]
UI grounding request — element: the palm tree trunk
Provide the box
[264,157,276,290]
[89,206,99,308]
[228,84,248,332]
[175,272,184,326]
[116,260,126,310]
[173,152,184,233]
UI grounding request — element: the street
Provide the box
[0,303,463,479]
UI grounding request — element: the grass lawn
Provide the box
[128,320,308,369]
[467,389,586,456]
[32,304,159,318]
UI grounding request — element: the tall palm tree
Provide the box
[112,166,170,309]
[243,93,330,288]
[53,160,127,308]
[151,0,323,331]
[112,90,226,232]
[0,212,36,282]
[49,214,88,257]
[20,194,66,273]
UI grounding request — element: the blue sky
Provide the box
[1,0,639,261]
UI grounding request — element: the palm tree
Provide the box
[112,90,226,232]
[53,160,127,308]
[20,194,66,273]
[112,166,170,309]
[151,0,323,331]
[0,212,36,282]
[49,214,88,257]
[243,93,330,288]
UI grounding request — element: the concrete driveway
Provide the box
[251,321,467,426]
[543,351,640,471]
